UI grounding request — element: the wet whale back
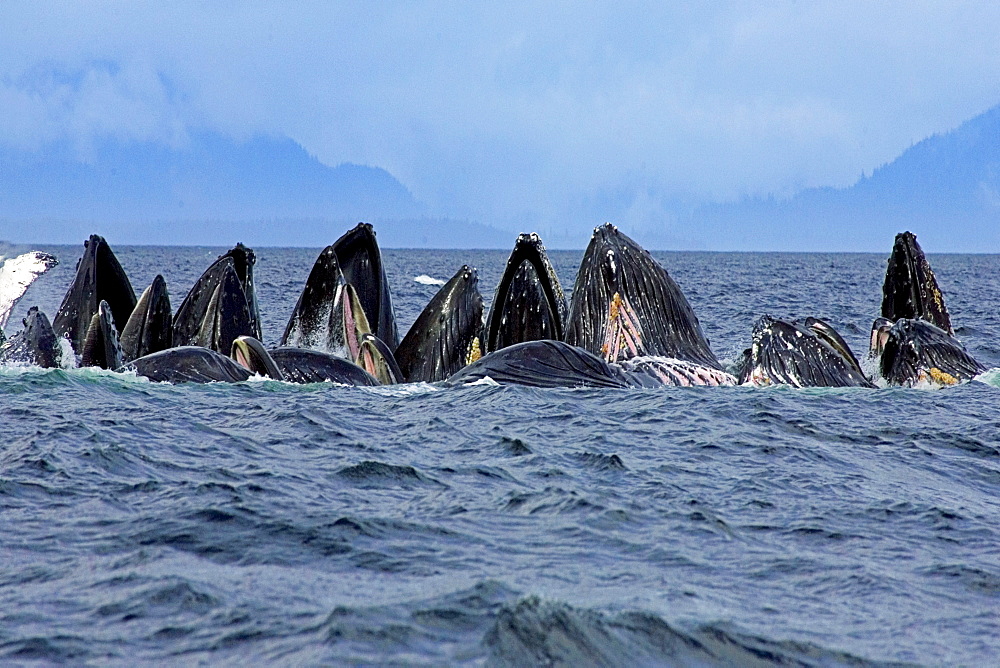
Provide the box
[396,264,484,383]
[52,235,136,353]
[446,339,635,389]
[130,346,252,383]
[333,223,398,352]
[484,233,566,352]
[565,224,720,369]
[269,347,380,386]
[881,231,952,334]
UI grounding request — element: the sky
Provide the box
[3,1,1000,240]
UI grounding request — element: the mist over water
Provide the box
[2,244,1000,664]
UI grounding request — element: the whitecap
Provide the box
[414,275,445,286]
[974,368,1000,388]
[363,381,442,396]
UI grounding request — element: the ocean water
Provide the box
[2,242,1000,665]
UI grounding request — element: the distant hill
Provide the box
[691,105,1000,252]
[0,131,426,244]
[5,106,1000,251]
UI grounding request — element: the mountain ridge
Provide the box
[688,105,1000,251]
[3,104,1000,251]
[0,130,423,223]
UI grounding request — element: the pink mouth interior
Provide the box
[234,347,251,370]
[362,348,377,376]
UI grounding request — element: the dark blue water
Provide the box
[3,243,1000,665]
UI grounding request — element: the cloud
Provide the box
[0,56,193,159]
[3,1,1000,232]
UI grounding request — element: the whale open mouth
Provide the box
[230,335,283,380]
[566,224,720,370]
[869,318,892,357]
[739,315,875,388]
[878,318,985,386]
[173,244,258,352]
[52,234,137,355]
[332,223,398,351]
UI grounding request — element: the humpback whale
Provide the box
[280,245,376,364]
[484,233,566,353]
[81,300,124,370]
[737,315,875,388]
[232,336,379,385]
[871,231,983,385]
[0,306,61,368]
[332,223,399,352]
[565,224,721,370]
[877,318,985,386]
[881,231,952,334]
[174,245,259,353]
[0,250,59,335]
[120,275,172,362]
[52,235,136,355]
[448,227,733,389]
[395,265,484,382]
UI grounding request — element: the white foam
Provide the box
[364,381,443,396]
[973,368,1000,388]
[414,275,445,286]
[57,336,78,369]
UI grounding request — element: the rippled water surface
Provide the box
[3,241,1000,665]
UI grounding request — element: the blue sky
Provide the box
[3,2,1000,239]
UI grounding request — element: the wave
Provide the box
[304,581,893,666]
